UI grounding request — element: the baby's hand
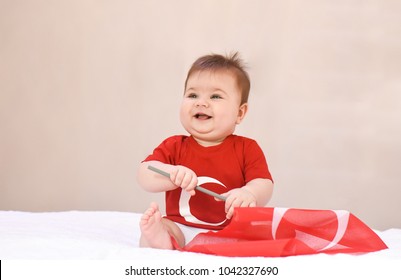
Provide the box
[220,188,256,219]
[169,165,198,196]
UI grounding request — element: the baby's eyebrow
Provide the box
[184,87,199,94]
[211,88,228,95]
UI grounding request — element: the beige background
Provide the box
[1,0,400,230]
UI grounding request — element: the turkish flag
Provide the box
[172,207,388,257]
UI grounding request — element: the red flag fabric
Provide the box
[172,207,388,257]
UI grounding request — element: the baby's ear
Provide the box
[236,103,248,124]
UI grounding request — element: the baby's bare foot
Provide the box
[139,202,173,249]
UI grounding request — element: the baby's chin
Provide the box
[191,134,231,147]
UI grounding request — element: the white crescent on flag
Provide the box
[272,207,351,251]
[179,176,227,226]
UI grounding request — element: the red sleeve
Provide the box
[243,139,273,184]
[143,136,182,165]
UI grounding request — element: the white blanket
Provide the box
[1,211,401,279]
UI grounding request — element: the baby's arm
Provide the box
[222,178,273,219]
[137,161,198,195]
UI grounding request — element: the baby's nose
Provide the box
[195,97,209,107]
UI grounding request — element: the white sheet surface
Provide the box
[1,210,400,261]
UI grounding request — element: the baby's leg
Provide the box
[139,202,185,249]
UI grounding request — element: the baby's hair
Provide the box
[184,52,250,105]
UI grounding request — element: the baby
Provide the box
[137,52,274,249]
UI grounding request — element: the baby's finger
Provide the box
[179,173,195,194]
[169,169,177,183]
[188,175,198,190]
[239,197,255,208]
[239,200,250,208]
[215,192,228,201]
[226,196,244,214]
[181,172,193,188]
[226,207,232,219]
[174,169,186,186]
[170,168,186,186]
[224,196,235,213]
[226,205,235,219]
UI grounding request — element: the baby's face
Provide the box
[180,69,247,146]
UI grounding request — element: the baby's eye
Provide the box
[211,94,222,99]
[187,93,198,99]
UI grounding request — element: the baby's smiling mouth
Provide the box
[194,113,212,120]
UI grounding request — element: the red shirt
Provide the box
[144,134,273,230]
